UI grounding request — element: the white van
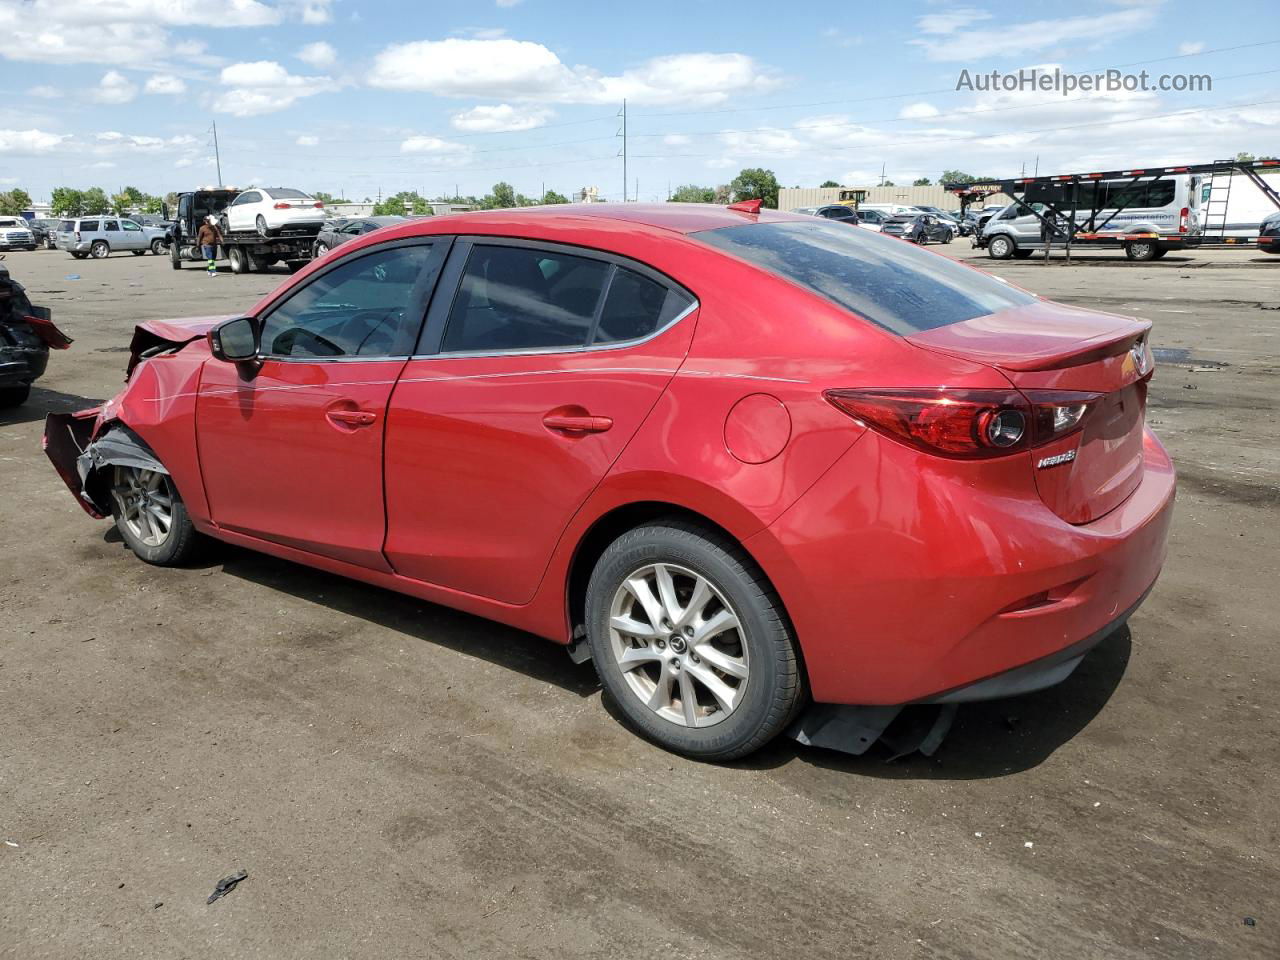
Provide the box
[1199,169,1280,239]
[981,174,1202,261]
[859,202,923,218]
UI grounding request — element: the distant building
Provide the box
[779,184,1013,212]
[574,186,603,203]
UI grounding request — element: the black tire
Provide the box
[314,241,328,258]
[131,249,147,256]
[256,215,271,238]
[585,520,802,761]
[151,238,165,255]
[0,383,31,408]
[71,252,88,260]
[943,230,954,243]
[988,235,1016,259]
[1013,248,1035,259]
[108,465,201,566]
[25,244,37,251]
[1126,240,1159,261]
[170,244,182,270]
[227,246,248,274]
[90,240,110,259]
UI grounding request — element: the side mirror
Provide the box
[208,316,259,363]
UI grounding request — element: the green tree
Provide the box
[541,189,569,204]
[110,185,149,215]
[162,191,179,215]
[881,180,895,187]
[480,182,522,209]
[1236,152,1255,162]
[143,194,165,215]
[728,167,781,209]
[312,191,348,204]
[0,188,33,215]
[82,187,110,215]
[669,184,716,203]
[819,179,840,188]
[372,191,430,216]
[940,170,979,185]
[912,177,932,186]
[51,187,86,217]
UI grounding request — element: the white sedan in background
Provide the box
[223,187,326,237]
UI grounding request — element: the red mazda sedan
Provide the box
[45,203,1175,760]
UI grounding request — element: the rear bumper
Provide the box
[747,427,1176,705]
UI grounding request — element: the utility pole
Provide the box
[879,162,885,186]
[1034,155,1039,176]
[634,177,638,203]
[618,99,627,202]
[1021,160,1026,177]
[210,121,223,186]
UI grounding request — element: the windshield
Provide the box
[694,219,1037,335]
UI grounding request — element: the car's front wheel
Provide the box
[586,521,802,760]
[151,238,166,255]
[256,215,271,238]
[988,235,1015,259]
[314,241,329,257]
[109,465,201,565]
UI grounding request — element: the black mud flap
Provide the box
[787,703,957,760]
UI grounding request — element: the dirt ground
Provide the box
[1,241,1277,960]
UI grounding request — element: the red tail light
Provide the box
[1179,207,1189,233]
[824,388,1101,459]
[74,231,81,241]
[273,202,291,209]
[313,201,324,208]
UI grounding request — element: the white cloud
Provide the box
[899,102,940,120]
[144,74,187,95]
[912,6,1160,60]
[213,60,335,115]
[450,103,553,132]
[916,8,992,35]
[0,0,325,65]
[369,39,780,105]
[296,135,319,146]
[1178,41,1205,55]
[399,135,471,158]
[663,134,691,146]
[27,85,62,99]
[0,128,68,153]
[297,40,336,68]
[91,70,138,104]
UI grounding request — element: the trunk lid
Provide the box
[908,300,1152,524]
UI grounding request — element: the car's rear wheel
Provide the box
[150,238,165,255]
[988,235,1015,259]
[71,252,88,260]
[585,521,802,761]
[0,383,31,407]
[109,465,200,566]
[90,240,110,259]
[943,229,954,243]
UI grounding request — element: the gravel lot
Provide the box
[2,241,1277,959]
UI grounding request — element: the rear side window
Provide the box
[443,245,610,352]
[80,220,99,231]
[594,267,692,344]
[696,220,1036,335]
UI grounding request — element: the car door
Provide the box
[383,238,698,604]
[196,238,449,570]
[120,219,146,250]
[100,218,121,250]
[228,191,260,232]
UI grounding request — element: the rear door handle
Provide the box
[327,409,378,427]
[542,414,613,434]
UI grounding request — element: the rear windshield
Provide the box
[264,188,310,200]
[59,220,75,231]
[695,219,1036,335]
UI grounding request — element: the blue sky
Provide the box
[1,0,1278,203]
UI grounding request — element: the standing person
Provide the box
[196,215,222,276]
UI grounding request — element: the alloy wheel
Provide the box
[607,562,749,728]
[111,466,174,547]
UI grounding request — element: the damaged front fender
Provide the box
[44,413,167,518]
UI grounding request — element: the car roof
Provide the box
[381,202,810,237]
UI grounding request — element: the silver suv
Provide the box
[56,217,169,259]
[0,217,36,251]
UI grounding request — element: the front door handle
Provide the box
[326,409,378,427]
[542,413,613,434]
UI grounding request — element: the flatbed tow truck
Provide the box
[167,187,317,274]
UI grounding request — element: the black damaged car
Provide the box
[880,213,954,245]
[1258,211,1280,255]
[0,257,72,407]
